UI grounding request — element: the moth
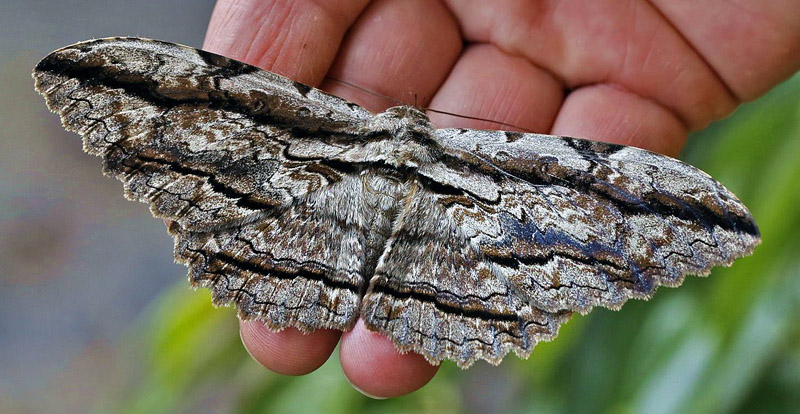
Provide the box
[33,38,760,367]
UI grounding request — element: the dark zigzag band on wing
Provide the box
[426,134,758,237]
[32,38,383,232]
[34,38,370,137]
[429,129,760,316]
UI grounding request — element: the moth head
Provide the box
[370,106,437,168]
[371,106,433,133]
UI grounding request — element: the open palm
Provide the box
[203,0,800,398]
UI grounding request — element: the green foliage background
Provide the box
[97,75,800,414]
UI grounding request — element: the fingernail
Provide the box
[343,373,388,400]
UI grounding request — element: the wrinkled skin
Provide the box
[203,0,800,398]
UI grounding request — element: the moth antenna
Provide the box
[423,107,533,132]
[325,76,406,107]
[326,76,532,132]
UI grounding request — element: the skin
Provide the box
[203,0,800,398]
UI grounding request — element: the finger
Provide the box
[320,0,462,112]
[551,84,686,156]
[340,319,439,398]
[204,0,370,85]
[651,0,800,100]
[239,320,341,376]
[427,43,563,133]
[446,0,737,130]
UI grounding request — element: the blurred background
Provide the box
[1,1,798,413]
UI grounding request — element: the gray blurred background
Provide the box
[0,1,215,411]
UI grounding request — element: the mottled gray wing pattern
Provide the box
[172,174,396,332]
[34,37,761,367]
[33,37,374,231]
[360,128,759,366]
[33,38,386,331]
[360,186,571,366]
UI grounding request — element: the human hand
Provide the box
[203,0,800,398]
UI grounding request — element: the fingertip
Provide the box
[552,84,688,156]
[239,319,340,376]
[340,319,439,398]
[204,0,370,85]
